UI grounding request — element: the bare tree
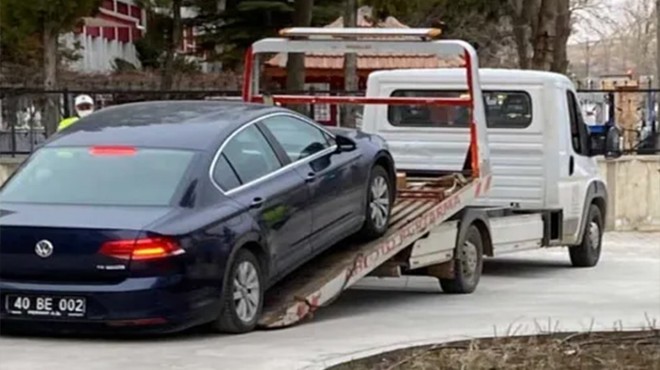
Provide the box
[286,0,314,103]
[605,0,656,76]
[509,0,614,73]
[657,0,659,88]
[161,0,183,92]
[342,0,358,127]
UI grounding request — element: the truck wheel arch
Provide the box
[578,180,608,242]
[454,209,494,257]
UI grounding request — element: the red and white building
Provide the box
[64,0,146,72]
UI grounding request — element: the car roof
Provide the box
[46,100,287,151]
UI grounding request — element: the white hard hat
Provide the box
[75,94,94,106]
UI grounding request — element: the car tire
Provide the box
[440,225,483,294]
[357,165,393,240]
[569,204,603,268]
[212,249,264,334]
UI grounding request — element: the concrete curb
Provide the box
[303,323,654,370]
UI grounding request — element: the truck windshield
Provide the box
[0,146,197,207]
[388,90,532,129]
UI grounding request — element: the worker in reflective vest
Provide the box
[57,94,95,132]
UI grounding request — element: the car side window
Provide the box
[221,124,282,186]
[261,115,331,162]
[212,153,242,191]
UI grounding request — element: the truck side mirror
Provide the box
[587,125,621,158]
[604,126,622,158]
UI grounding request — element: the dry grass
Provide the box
[331,329,660,370]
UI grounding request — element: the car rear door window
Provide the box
[261,115,331,162]
[221,124,282,186]
[212,153,242,191]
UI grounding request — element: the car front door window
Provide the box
[220,124,282,188]
[261,115,331,162]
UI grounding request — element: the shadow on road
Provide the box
[482,257,572,278]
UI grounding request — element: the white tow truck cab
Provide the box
[361,68,612,252]
[241,28,614,330]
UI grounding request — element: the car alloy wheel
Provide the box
[369,175,390,230]
[232,261,261,323]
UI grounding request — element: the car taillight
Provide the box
[99,237,184,260]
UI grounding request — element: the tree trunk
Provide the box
[42,28,59,136]
[656,0,660,87]
[530,0,557,71]
[342,0,358,128]
[550,0,570,73]
[285,0,314,114]
[161,0,183,93]
[510,0,539,69]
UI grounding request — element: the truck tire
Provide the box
[357,165,393,240]
[569,204,603,268]
[440,225,483,294]
[212,249,264,333]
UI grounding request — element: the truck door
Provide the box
[559,90,599,244]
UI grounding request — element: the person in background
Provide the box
[57,94,95,132]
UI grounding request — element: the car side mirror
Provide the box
[335,134,356,152]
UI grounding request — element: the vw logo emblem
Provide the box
[35,240,54,258]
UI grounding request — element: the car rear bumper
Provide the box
[0,276,220,334]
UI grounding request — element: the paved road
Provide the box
[1,232,658,370]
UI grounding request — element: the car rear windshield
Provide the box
[0,146,196,206]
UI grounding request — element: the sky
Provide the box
[569,0,653,44]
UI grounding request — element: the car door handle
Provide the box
[250,197,265,209]
[569,155,575,176]
[304,172,316,183]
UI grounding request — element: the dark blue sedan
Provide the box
[0,101,395,334]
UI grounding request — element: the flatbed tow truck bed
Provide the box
[260,173,491,328]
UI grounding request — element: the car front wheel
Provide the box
[212,249,264,334]
[357,165,392,240]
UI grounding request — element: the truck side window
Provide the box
[566,91,590,156]
[387,90,532,129]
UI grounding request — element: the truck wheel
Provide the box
[212,249,264,333]
[569,204,603,268]
[440,225,483,294]
[357,165,392,240]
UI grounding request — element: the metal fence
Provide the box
[0,88,243,155]
[1,87,658,156]
[577,89,659,154]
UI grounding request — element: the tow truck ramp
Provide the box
[259,173,491,328]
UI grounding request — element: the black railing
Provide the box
[1,87,658,156]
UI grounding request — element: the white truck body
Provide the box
[362,68,607,247]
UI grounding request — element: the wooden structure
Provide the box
[263,7,461,126]
[601,74,643,151]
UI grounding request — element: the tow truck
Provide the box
[242,27,609,329]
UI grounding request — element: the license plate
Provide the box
[5,295,86,318]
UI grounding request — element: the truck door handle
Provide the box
[305,172,316,183]
[569,155,575,176]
